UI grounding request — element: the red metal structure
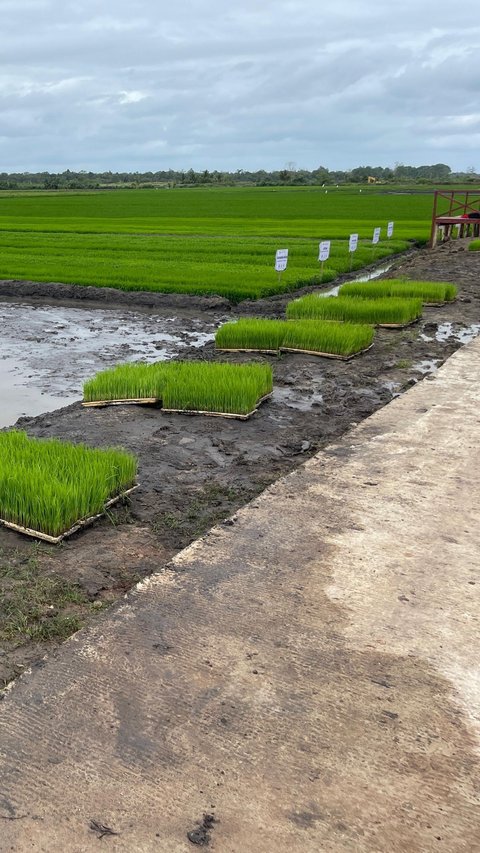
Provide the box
[429,189,480,246]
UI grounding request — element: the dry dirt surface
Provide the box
[0,239,478,689]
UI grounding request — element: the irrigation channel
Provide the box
[0,239,479,689]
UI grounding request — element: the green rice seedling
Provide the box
[84,360,273,416]
[286,295,422,326]
[282,320,374,357]
[0,431,137,539]
[83,362,172,402]
[468,240,480,251]
[215,319,287,352]
[339,278,457,303]
[161,362,273,416]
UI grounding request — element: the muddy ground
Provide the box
[0,239,478,690]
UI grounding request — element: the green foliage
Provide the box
[286,295,423,325]
[0,187,422,300]
[339,278,457,302]
[84,361,273,416]
[468,240,480,252]
[215,318,374,356]
[0,431,137,537]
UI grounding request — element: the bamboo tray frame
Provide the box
[280,343,373,360]
[162,392,273,421]
[215,347,279,355]
[214,344,373,361]
[82,394,272,420]
[82,398,159,408]
[377,318,420,328]
[0,485,138,544]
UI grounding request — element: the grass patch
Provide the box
[286,294,423,326]
[468,240,480,251]
[84,361,273,416]
[339,278,457,303]
[0,547,88,644]
[0,431,137,538]
[215,318,374,356]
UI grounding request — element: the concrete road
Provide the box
[1,340,480,852]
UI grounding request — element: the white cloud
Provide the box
[0,1,478,170]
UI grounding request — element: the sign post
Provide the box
[318,240,330,282]
[275,248,288,285]
[372,226,381,260]
[349,233,358,271]
[387,221,394,239]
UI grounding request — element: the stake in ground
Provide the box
[215,319,374,357]
[286,295,423,326]
[83,361,273,416]
[339,279,457,303]
[0,431,137,539]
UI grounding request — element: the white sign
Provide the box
[275,258,288,272]
[387,221,394,238]
[372,227,381,245]
[318,240,331,262]
[349,233,359,252]
[275,249,288,261]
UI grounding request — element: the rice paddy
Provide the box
[0,431,137,539]
[215,318,374,357]
[286,294,423,326]
[339,279,457,303]
[0,187,428,301]
[84,361,273,416]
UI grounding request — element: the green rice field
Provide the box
[0,431,137,538]
[0,187,434,301]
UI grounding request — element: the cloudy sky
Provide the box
[1,0,479,173]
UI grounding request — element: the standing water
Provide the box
[0,300,217,428]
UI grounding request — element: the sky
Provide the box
[1,0,479,173]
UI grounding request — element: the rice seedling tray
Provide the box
[82,397,159,408]
[215,347,279,355]
[280,343,374,360]
[0,485,139,544]
[162,392,273,421]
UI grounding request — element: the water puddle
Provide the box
[421,323,480,344]
[318,263,394,297]
[0,301,217,428]
[272,386,323,411]
[412,359,439,375]
[382,379,402,398]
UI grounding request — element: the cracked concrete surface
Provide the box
[1,340,480,852]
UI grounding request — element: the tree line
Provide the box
[0,163,476,190]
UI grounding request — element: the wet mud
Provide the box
[0,239,478,688]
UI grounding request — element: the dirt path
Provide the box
[0,240,478,689]
[1,335,479,852]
